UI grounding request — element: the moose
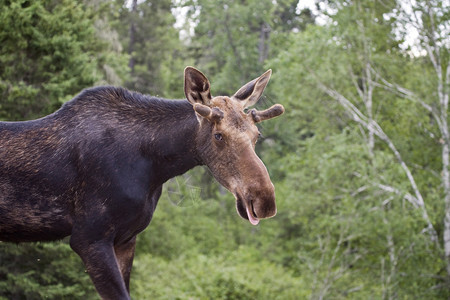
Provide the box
[0,67,284,299]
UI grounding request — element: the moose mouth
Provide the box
[235,194,260,226]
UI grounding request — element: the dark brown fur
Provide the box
[0,67,284,299]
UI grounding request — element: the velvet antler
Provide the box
[250,104,285,123]
[193,103,224,123]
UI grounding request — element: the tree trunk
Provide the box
[439,61,450,278]
[223,12,243,79]
[419,0,450,277]
[364,62,374,155]
[258,22,270,63]
[128,0,137,73]
[315,79,439,244]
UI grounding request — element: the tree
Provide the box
[318,0,450,282]
[0,0,127,121]
[383,0,450,277]
[266,0,449,296]
[0,0,127,298]
[114,0,187,97]
[182,0,314,95]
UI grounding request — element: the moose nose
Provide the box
[239,147,277,220]
[246,180,276,219]
[252,187,277,219]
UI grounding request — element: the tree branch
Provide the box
[370,66,447,139]
[314,76,439,243]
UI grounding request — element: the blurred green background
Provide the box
[0,0,449,298]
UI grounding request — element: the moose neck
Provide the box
[61,87,204,188]
[139,99,202,186]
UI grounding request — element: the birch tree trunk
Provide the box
[316,79,439,244]
[317,0,450,278]
[425,12,450,279]
[437,43,450,280]
[396,0,450,276]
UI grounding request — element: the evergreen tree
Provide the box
[184,0,314,94]
[2,0,449,298]
[0,0,126,121]
[114,0,187,97]
[0,0,127,298]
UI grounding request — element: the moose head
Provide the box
[184,67,284,225]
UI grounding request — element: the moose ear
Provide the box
[184,67,212,106]
[232,69,272,108]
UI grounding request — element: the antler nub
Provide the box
[193,103,224,123]
[250,104,285,123]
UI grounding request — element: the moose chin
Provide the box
[0,67,284,299]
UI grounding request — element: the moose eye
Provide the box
[214,133,223,141]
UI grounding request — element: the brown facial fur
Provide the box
[184,67,284,224]
[196,96,277,221]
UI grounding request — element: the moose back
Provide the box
[0,67,284,299]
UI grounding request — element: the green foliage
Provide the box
[131,245,306,299]
[0,241,96,299]
[1,0,450,298]
[0,0,126,120]
[113,0,188,97]
[185,0,314,95]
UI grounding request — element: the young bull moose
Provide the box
[0,67,284,299]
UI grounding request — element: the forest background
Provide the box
[0,0,449,299]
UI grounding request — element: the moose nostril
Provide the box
[251,201,258,218]
[252,193,277,219]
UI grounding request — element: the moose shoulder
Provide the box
[0,67,284,299]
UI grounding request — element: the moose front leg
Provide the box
[70,234,130,300]
[114,236,137,292]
